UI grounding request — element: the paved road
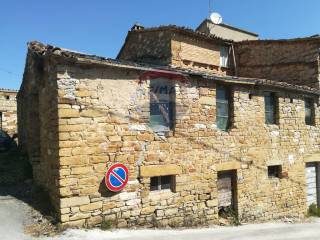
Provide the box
[54,222,320,240]
[0,195,32,240]
[2,193,320,240]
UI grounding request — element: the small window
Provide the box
[0,112,2,130]
[268,165,282,178]
[264,92,278,125]
[305,98,315,126]
[216,85,231,131]
[220,46,229,68]
[150,80,175,130]
[5,96,9,100]
[150,175,175,191]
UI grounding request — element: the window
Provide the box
[264,92,278,125]
[5,96,9,100]
[150,175,175,191]
[220,46,229,68]
[216,85,231,131]
[268,165,282,178]
[0,112,2,130]
[305,98,315,126]
[150,79,175,130]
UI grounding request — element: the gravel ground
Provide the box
[0,183,58,239]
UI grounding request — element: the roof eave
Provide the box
[28,41,320,96]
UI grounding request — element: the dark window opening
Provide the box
[150,80,175,131]
[150,175,175,191]
[5,96,9,100]
[216,85,231,131]
[264,92,278,125]
[0,112,2,130]
[268,165,282,178]
[305,98,315,126]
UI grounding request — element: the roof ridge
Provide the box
[130,24,234,43]
[198,19,259,37]
[236,36,320,44]
[0,88,18,92]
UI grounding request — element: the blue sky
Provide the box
[0,0,319,90]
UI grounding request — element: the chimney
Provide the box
[131,23,144,31]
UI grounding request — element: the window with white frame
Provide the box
[220,46,229,68]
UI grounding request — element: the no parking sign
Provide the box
[105,163,129,192]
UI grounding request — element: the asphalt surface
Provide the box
[1,194,320,240]
[54,221,320,240]
[0,195,32,240]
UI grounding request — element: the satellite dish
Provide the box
[210,12,223,25]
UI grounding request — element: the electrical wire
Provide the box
[0,68,20,77]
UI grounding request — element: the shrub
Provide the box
[100,218,113,230]
[308,203,320,217]
[219,206,241,226]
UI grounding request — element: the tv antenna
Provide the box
[208,0,223,25]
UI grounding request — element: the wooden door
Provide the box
[306,163,319,206]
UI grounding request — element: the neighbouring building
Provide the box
[234,37,320,88]
[0,89,18,137]
[18,21,320,228]
[197,19,259,41]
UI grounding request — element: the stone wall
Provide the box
[18,51,41,163]
[18,52,60,211]
[118,28,231,75]
[171,34,230,75]
[52,62,320,228]
[0,89,17,137]
[117,30,172,65]
[235,39,320,89]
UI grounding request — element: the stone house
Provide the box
[234,38,320,88]
[18,23,320,228]
[0,88,18,137]
[197,19,259,41]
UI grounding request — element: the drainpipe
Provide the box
[231,43,238,77]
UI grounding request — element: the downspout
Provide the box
[231,43,238,77]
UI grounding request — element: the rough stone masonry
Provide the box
[0,89,17,137]
[18,23,320,228]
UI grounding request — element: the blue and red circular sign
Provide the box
[105,163,129,192]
